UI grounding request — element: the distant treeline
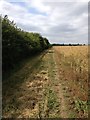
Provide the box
[52,43,86,46]
[2,15,50,72]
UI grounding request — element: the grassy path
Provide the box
[47,48,73,118]
[3,51,49,118]
[3,47,88,118]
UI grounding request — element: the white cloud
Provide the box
[0,0,88,44]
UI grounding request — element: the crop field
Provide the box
[3,46,88,118]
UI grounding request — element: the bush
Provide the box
[2,15,50,72]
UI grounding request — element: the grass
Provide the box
[54,46,88,97]
[46,50,60,118]
[2,51,48,118]
[53,46,88,118]
[75,100,88,112]
[46,88,60,118]
[69,113,76,118]
[3,46,88,118]
[47,89,59,110]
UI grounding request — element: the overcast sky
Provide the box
[0,0,89,44]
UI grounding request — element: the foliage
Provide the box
[47,89,59,110]
[2,15,50,72]
[75,100,88,112]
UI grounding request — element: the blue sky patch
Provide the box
[28,7,47,16]
[10,2,47,16]
[10,2,26,8]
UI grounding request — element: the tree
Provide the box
[2,15,50,72]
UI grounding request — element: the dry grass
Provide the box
[54,46,88,71]
[53,46,88,118]
[3,46,88,118]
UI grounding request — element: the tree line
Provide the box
[52,43,86,46]
[2,15,50,72]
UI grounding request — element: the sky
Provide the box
[0,0,89,44]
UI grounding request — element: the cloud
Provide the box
[0,0,88,44]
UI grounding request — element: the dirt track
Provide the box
[3,46,88,118]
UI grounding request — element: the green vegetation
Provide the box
[47,89,59,110]
[2,15,50,74]
[75,100,88,113]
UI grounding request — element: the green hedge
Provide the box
[2,15,50,71]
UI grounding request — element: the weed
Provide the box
[75,99,88,113]
[47,89,59,110]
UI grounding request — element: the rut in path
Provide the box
[53,57,68,118]
[47,49,69,118]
